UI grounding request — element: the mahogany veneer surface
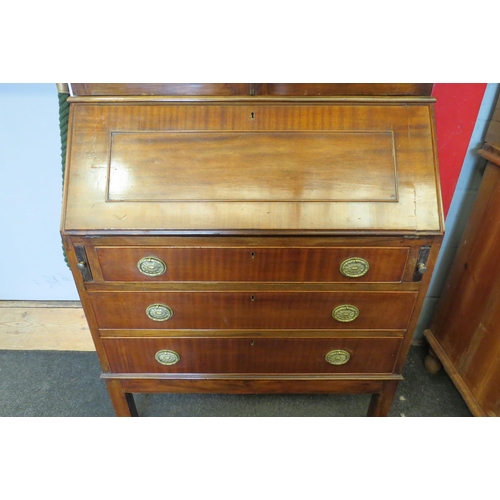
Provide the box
[62,103,442,234]
[102,336,403,374]
[89,290,416,330]
[61,83,443,416]
[95,246,410,283]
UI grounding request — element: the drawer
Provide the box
[101,336,403,374]
[94,246,409,283]
[89,291,417,330]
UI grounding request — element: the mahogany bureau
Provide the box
[61,83,444,416]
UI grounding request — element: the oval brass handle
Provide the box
[137,256,167,277]
[146,303,173,321]
[76,261,87,271]
[340,257,369,278]
[155,349,180,365]
[332,305,359,322]
[325,349,351,365]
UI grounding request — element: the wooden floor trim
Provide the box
[0,300,94,351]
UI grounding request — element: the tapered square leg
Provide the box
[105,379,138,417]
[367,380,399,417]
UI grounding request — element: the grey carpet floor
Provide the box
[0,346,471,417]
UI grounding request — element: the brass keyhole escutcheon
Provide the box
[137,256,167,277]
[155,349,180,366]
[325,349,351,365]
[332,305,359,322]
[146,304,173,321]
[340,257,369,278]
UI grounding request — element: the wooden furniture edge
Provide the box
[478,144,500,167]
[67,95,437,104]
[112,377,396,395]
[101,373,404,381]
[424,328,485,416]
[63,229,446,237]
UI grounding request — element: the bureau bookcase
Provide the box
[61,83,444,416]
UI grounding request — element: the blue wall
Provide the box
[0,84,78,300]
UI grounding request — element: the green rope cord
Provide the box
[59,91,69,188]
[59,90,70,268]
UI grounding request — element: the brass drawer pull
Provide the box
[332,304,359,322]
[137,256,167,277]
[146,303,173,321]
[325,349,351,365]
[155,349,180,366]
[340,257,369,278]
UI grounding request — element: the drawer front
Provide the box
[95,246,409,283]
[102,336,403,374]
[89,291,417,330]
